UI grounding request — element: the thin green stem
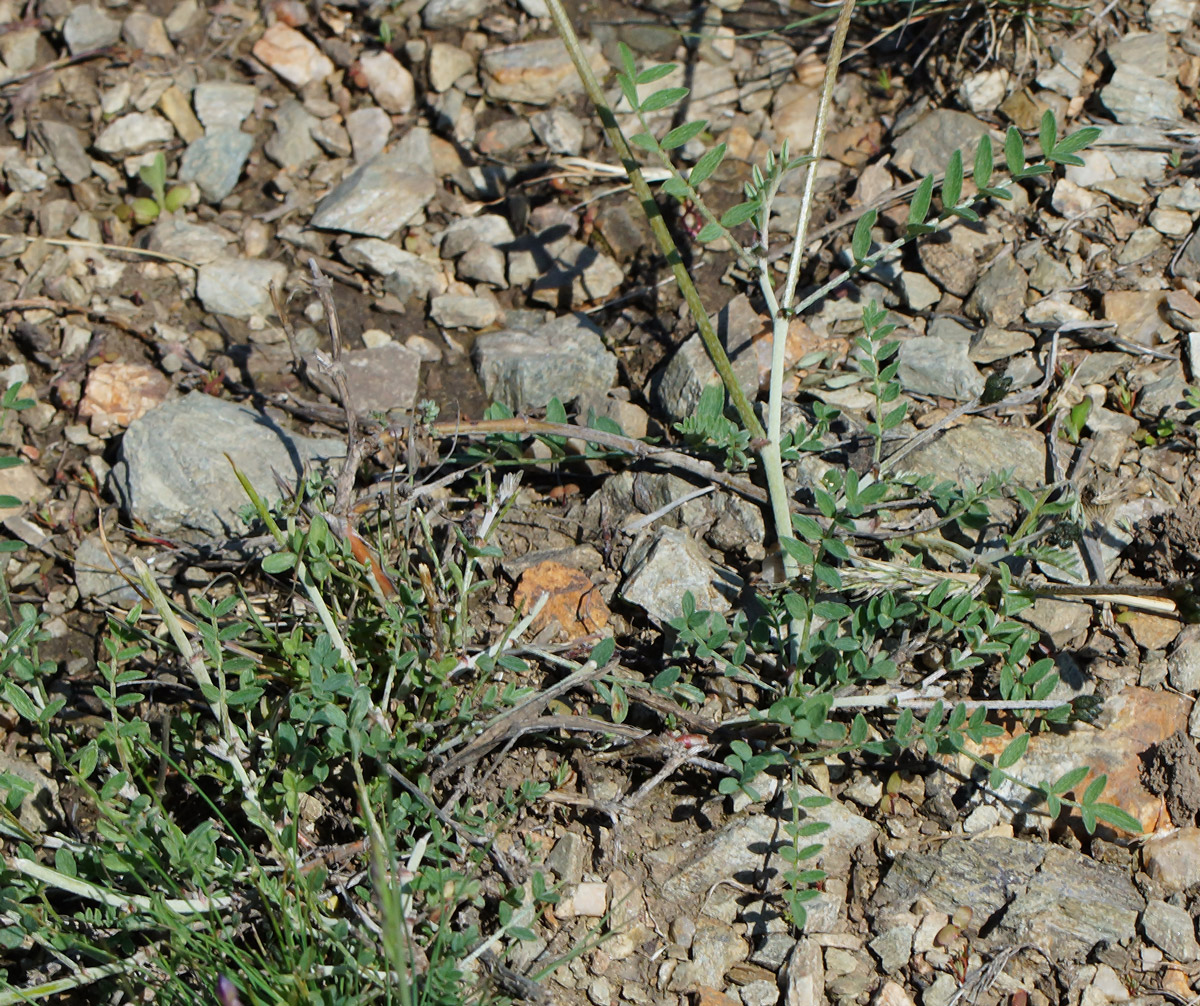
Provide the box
[543,0,763,443]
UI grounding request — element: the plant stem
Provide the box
[543,0,764,447]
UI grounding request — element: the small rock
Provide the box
[179,129,253,203]
[341,239,445,301]
[422,0,487,27]
[264,99,321,168]
[559,881,607,917]
[476,116,535,155]
[458,242,507,288]
[587,977,612,1006]
[429,42,474,93]
[960,68,1009,115]
[893,109,990,179]
[545,832,587,885]
[148,215,230,264]
[109,392,345,538]
[355,50,415,114]
[252,23,334,88]
[1118,227,1164,265]
[429,293,499,329]
[122,12,173,56]
[771,83,820,151]
[1168,625,1200,693]
[165,0,200,37]
[93,113,174,156]
[1100,65,1182,124]
[158,85,204,144]
[875,981,916,1006]
[897,336,983,400]
[310,151,437,238]
[531,106,585,156]
[1142,900,1200,962]
[345,107,391,162]
[193,82,258,131]
[1025,298,1089,325]
[898,271,940,310]
[923,975,958,1006]
[196,258,288,319]
[441,214,516,257]
[966,253,1028,327]
[1051,178,1099,218]
[653,294,762,422]
[1143,827,1200,891]
[480,38,606,106]
[1149,0,1197,31]
[667,917,748,992]
[512,560,610,641]
[740,980,779,1006]
[962,803,1001,833]
[621,527,736,622]
[311,118,352,158]
[901,420,1045,487]
[63,5,120,55]
[1102,289,1167,345]
[1037,39,1091,98]
[918,221,1001,297]
[868,926,912,974]
[37,121,91,184]
[74,535,147,605]
[77,361,171,436]
[1150,207,1192,236]
[304,341,421,415]
[1028,255,1073,294]
[473,313,616,410]
[529,240,623,308]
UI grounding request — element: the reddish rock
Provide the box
[512,560,609,641]
[78,362,171,436]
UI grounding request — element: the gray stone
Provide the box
[1028,255,1073,294]
[621,527,735,622]
[923,975,958,1006]
[441,214,516,257]
[666,917,748,991]
[872,837,1142,960]
[74,534,155,605]
[1135,369,1190,421]
[388,127,435,174]
[1100,65,1182,124]
[341,239,445,303]
[196,258,288,319]
[423,0,487,28]
[192,82,257,131]
[740,980,779,1006]
[652,783,876,900]
[109,393,346,539]
[480,38,604,106]
[304,341,421,415]
[899,420,1045,487]
[966,253,1028,327]
[0,26,41,74]
[1169,626,1200,694]
[346,107,391,162]
[310,152,436,238]
[356,50,414,114]
[477,116,535,155]
[653,294,761,423]
[968,327,1034,364]
[545,832,587,885]
[311,118,352,158]
[1107,31,1172,70]
[1142,900,1200,962]
[37,121,91,184]
[458,242,508,288]
[531,107,585,156]
[264,99,321,168]
[918,220,1002,297]
[751,933,796,971]
[93,113,174,156]
[63,4,120,55]
[473,314,617,410]
[893,109,991,179]
[529,239,623,308]
[429,293,499,329]
[429,42,475,93]
[868,926,913,974]
[179,129,253,203]
[1036,39,1090,98]
[897,336,984,400]
[122,12,173,56]
[898,271,940,310]
[1149,0,1197,31]
[148,215,230,264]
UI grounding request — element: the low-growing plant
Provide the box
[115,152,191,227]
[544,0,1137,933]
